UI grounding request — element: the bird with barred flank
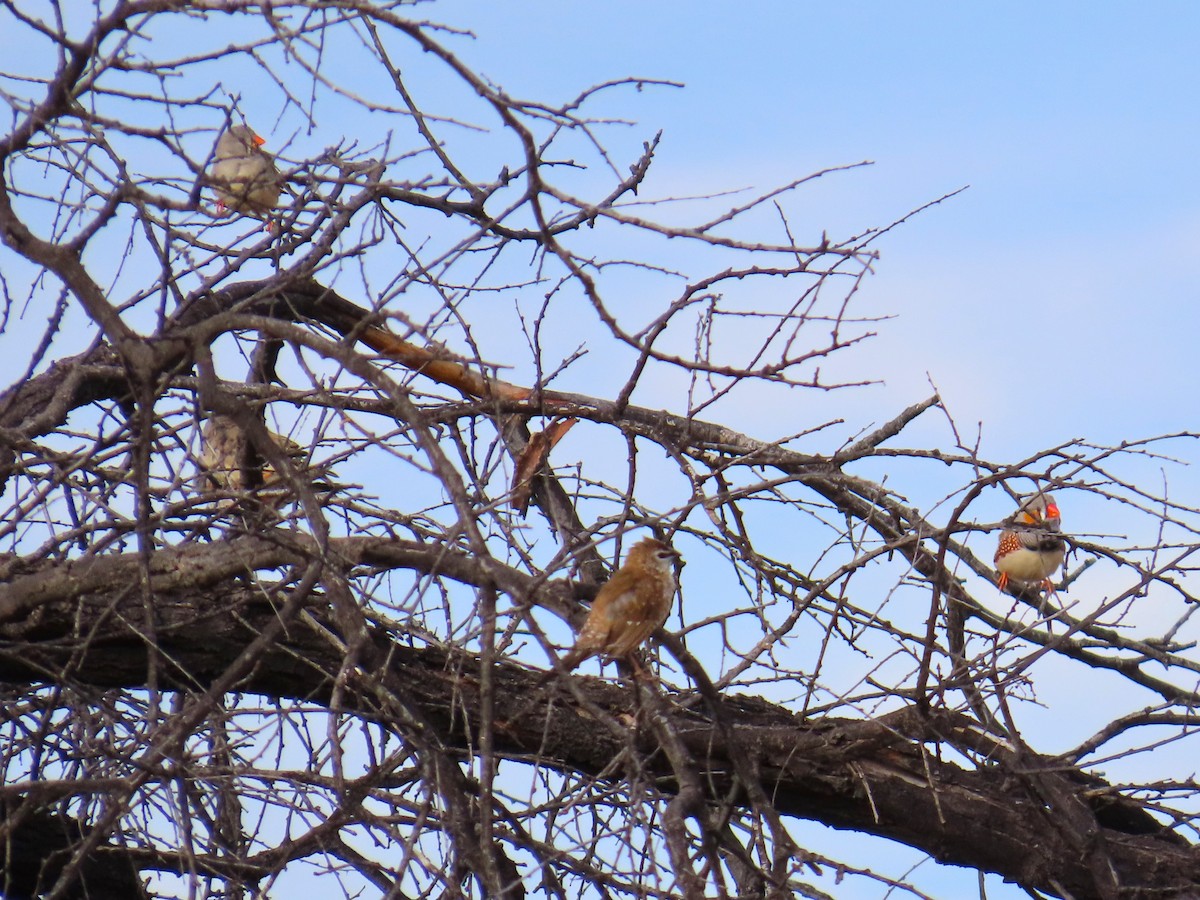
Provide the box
[210,125,282,220]
[558,537,681,671]
[994,492,1067,594]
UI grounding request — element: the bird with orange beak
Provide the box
[994,492,1066,593]
[210,124,282,219]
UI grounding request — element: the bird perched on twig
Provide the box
[558,537,681,671]
[209,124,282,220]
[196,414,307,494]
[994,492,1067,594]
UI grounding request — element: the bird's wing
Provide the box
[1017,529,1065,551]
[599,585,641,627]
[605,584,666,658]
[212,155,256,183]
[212,155,279,203]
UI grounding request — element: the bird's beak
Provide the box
[1045,501,1060,519]
[252,134,266,147]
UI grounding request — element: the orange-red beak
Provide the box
[1045,502,1060,519]
[252,133,266,147]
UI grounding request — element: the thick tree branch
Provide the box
[0,578,1193,898]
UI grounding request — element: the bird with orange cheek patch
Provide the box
[995,492,1067,594]
[559,537,681,671]
[210,124,282,220]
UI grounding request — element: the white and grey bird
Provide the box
[994,492,1067,593]
[209,124,282,218]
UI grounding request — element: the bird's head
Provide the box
[629,537,681,573]
[217,124,266,158]
[1016,492,1061,530]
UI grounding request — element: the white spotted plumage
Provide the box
[560,537,680,669]
[995,493,1066,593]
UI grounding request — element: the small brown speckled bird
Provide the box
[994,492,1066,593]
[210,124,282,218]
[197,414,306,493]
[559,537,680,670]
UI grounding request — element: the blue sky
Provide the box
[432,1,1200,453]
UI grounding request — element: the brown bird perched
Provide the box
[994,492,1067,593]
[558,537,681,671]
[210,124,282,219]
[196,414,307,494]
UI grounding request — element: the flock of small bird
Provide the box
[202,122,1070,674]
